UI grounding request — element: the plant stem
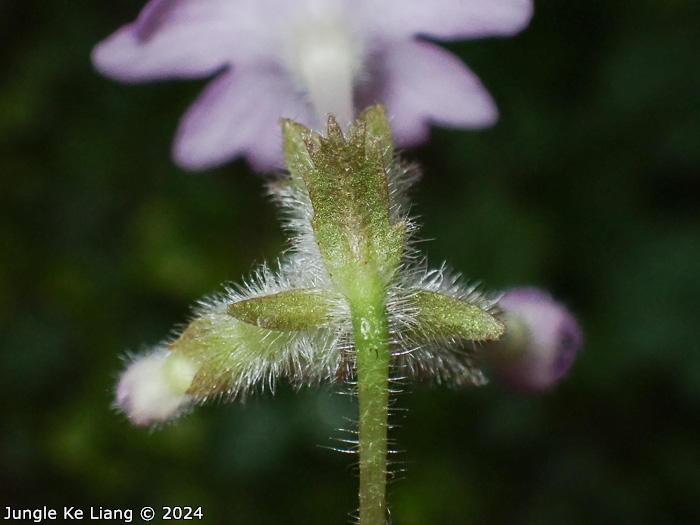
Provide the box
[353,295,391,525]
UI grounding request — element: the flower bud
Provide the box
[116,348,198,426]
[489,287,582,392]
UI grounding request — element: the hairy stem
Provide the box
[353,294,391,525]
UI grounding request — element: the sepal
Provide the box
[282,105,406,301]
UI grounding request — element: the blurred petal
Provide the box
[173,67,315,171]
[134,0,182,40]
[371,0,533,40]
[92,0,251,81]
[93,0,533,171]
[371,40,497,147]
[92,26,227,82]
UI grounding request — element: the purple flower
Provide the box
[92,0,533,171]
[489,287,583,392]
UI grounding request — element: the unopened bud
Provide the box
[116,348,198,426]
[489,287,583,392]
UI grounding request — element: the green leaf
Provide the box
[170,299,342,398]
[227,289,337,331]
[408,290,505,342]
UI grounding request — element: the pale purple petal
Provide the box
[173,67,315,172]
[370,0,533,40]
[134,0,183,40]
[92,0,245,81]
[361,40,497,147]
[93,0,534,171]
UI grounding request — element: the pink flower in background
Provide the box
[92,0,533,172]
[490,287,583,392]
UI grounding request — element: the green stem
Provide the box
[352,295,391,525]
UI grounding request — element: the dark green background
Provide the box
[2,1,699,523]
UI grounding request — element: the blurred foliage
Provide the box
[1,0,699,523]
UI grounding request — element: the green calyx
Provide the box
[157,104,505,408]
[282,105,406,302]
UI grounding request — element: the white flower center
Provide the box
[288,12,363,129]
